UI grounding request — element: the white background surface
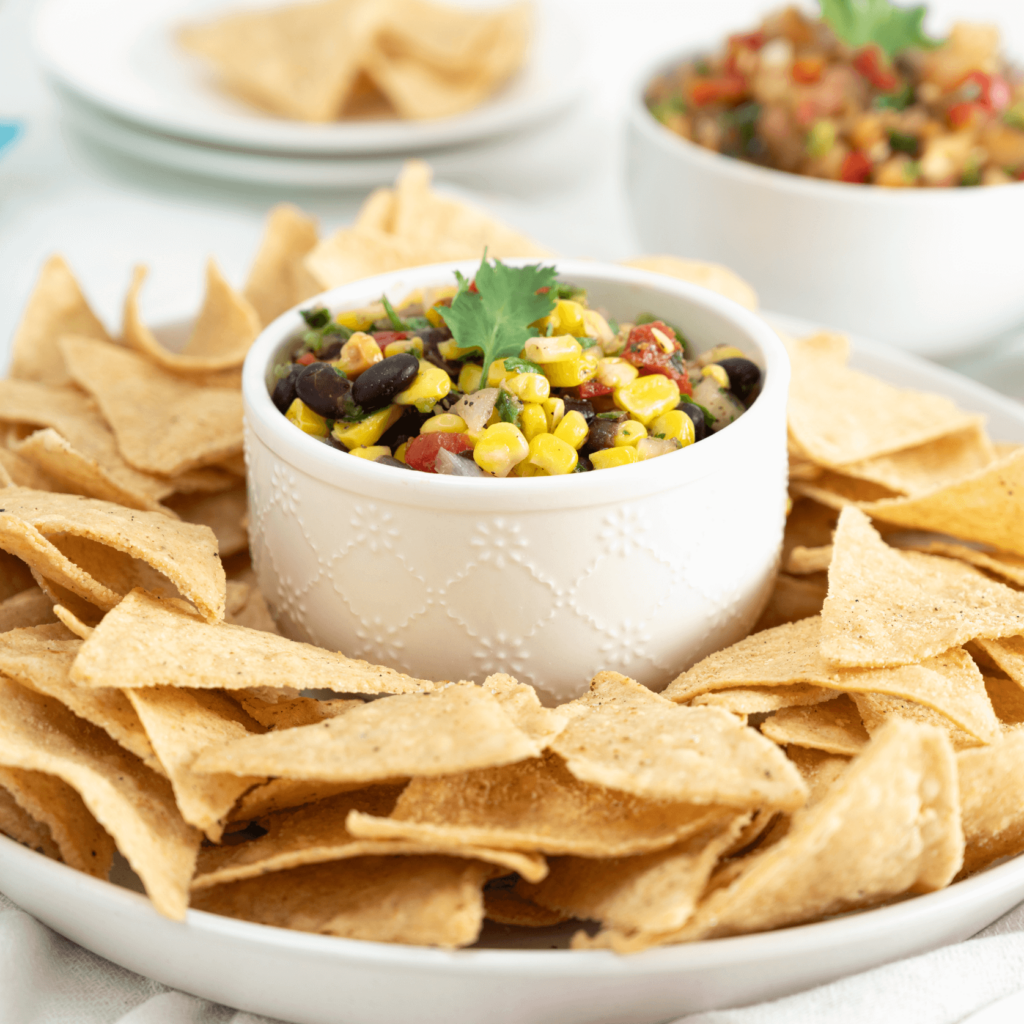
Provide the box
[4,0,1024,1020]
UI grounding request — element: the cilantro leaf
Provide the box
[819,0,940,57]
[502,356,545,375]
[440,258,557,381]
[381,294,407,331]
[495,389,523,426]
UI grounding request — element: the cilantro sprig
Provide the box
[819,0,940,58]
[439,257,558,381]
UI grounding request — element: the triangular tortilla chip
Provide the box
[60,335,244,477]
[229,778,365,822]
[193,684,540,783]
[347,752,739,858]
[243,205,322,326]
[821,508,1024,667]
[0,677,200,918]
[786,332,977,468]
[70,589,433,695]
[480,673,567,747]
[752,572,829,632]
[0,765,114,878]
[0,447,58,491]
[164,484,247,559]
[122,261,260,374]
[895,541,1024,589]
[692,684,834,714]
[0,488,225,622]
[865,448,1024,558]
[0,781,61,860]
[984,676,1024,726]
[550,673,807,811]
[0,588,57,633]
[852,691,984,751]
[621,256,758,311]
[761,695,870,756]
[783,544,833,575]
[958,729,1024,875]
[973,636,1024,690]
[790,471,899,510]
[8,255,110,387]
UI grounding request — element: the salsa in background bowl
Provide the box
[241,259,789,704]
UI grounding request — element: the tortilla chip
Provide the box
[549,673,806,811]
[193,684,539,783]
[191,855,496,947]
[0,446,57,491]
[305,225,428,290]
[0,381,174,510]
[52,603,92,639]
[620,256,758,311]
[520,814,747,937]
[347,751,740,858]
[0,551,36,603]
[229,778,368,822]
[243,205,321,326]
[786,332,977,468]
[984,676,1024,727]
[71,589,432,695]
[0,624,161,771]
[0,488,225,622]
[0,781,61,859]
[0,677,199,917]
[958,729,1024,875]
[485,887,567,928]
[0,765,114,877]
[973,636,1024,689]
[0,588,56,632]
[852,692,983,750]
[865,448,1024,559]
[895,541,1024,589]
[123,261,260,374]
[691,685,835,714]
[9,255,111,387]
[598,720,960,948]
[179,0,373,122]
[480,673,567,746]
[60,336,244,477]
[164,484,247,559]
[821,508,1024,667]
[668,616,999,743]
[354,187,395,232]
[751,572,828,632]
[783,545,833,575]
[790,471,900,510]
[223,581,279,635]
[836,421,994,496]
[761,696,869,756]
[233,692,360,731]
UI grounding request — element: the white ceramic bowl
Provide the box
[242,260,789,703]
[627,53,1024,359]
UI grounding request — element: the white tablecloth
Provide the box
[4,0,1024,1018]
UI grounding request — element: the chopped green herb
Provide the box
[596,411,625,421]
[555,283,587,302]
[874,81,914,109]
[503,356,545,375]
[578,336,598,350]
[650,95,687,124]
[1003,103,1024,130]
[495,388,523,426]
[273,362,292,379]
[654,433,667,440]
[381,294,408,331]
[440,257,557,382]
[887,129,920,156]
[818,0,940,58]
[338,399,366,422]
[300,306,331,329]
[302,330,324,352]
[332,365,348,379]
[607,317,620,335]
[404,316,432,331]
[680,395,716,425]
[807,119,837,157]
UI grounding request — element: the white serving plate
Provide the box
[2,323,1023,1024]
[34,0,587,157]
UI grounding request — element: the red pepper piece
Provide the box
[621,321,692,394]
[728,31,765,51]
[371,331,408,351]
[404,432,474,473]
[574,380,613,400]
[948,101,984,129]
[852,46,898,92]
[791,56,825,84]
[841,151,872,184]
[959,71,1011,112]
[687,76,748,107]
[295,352,317,366]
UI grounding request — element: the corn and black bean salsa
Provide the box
[270,260,760,477]
[646,2,1024,187]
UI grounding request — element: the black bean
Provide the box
[378,407,427,450]
[318,339,344,361]
[271,365,303,414]
[586,419,620,450]
[715,358,761,404]
[419,330,460,380]
[416,327,451,346]
[563,396,596,423]
[677,401,707,441]
[435,389,465,413]
[352,353,420,409]
[375,455,413,470]
[295,362,354,419]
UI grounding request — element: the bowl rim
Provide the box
[241,258,791,514]
[629,45,1024,205]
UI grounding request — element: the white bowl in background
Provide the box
[242,259,789,703]
[627,54,1024,359]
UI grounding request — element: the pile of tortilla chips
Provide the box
[178,0,531,122]
[2,184,1024,953]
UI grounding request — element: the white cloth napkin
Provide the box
[3,887,1024,1024]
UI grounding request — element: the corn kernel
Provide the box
[350,445,391,461]
[528,432,578,475]
[330,405,402,449]
[614,374,681,425]
[615,420,648,446]
[652,327,676,353]
[438,339,481,361]
[421,413,467,434]
[649,409,696,448]
[596,356,639,390]
[702,363,730,388]
[552,299,587,336]
[636,437,680,461]
[285,398,328,438]
[582,308,614,345]
[544,355,598,388]
[503,373,550,403]
[520,403,548,442]
[384,337,423,358]
[457,362,483,393]
[394,362,452,413]
[425,304,448,328]
[335,308,378,331]
[395,441,409,463]
[553,410,589,450]
[524,334,582,364]
[486,359,515,388]
[335,332,383,379]
[513,461,548,477]
[697,345,744,367]
[473,422,529,478]
[590,446,639,470]
[542,397,565,431]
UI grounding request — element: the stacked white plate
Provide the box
[34,0,587,188]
